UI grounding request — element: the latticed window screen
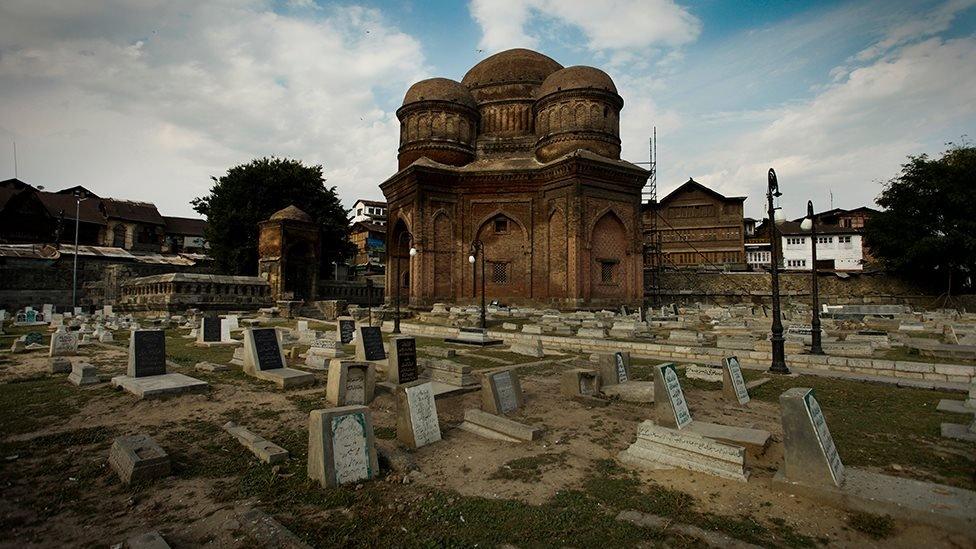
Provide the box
[490,262,509,285]
[600,261,616,284]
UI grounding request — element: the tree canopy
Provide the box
[192,157,355,276]
[864,142,976,293]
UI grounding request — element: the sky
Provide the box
[0,0,973,220]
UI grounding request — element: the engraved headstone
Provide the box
[482,369,523,415]
[397,381,441,449]
[355,326,386,361]
[25,310,37,323]
[614,352,629,383]
[389,336,418,384]
[247,328,284,371]
[49,330,79,357]
[128,330,167,378]
[326,361,375,406]
[24,331,43,346]
[337,317,356,345]
[722,356,750,405]
[220,318,233,342]
[199,317,220,343]
[654,363,692,429]
[779,387,844,487]
[308,406,378,488]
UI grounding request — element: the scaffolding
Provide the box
[632,128,662,312]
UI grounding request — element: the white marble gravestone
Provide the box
[722,356,750,405]
[396,381,441,449]
[779,387,844,487]
[308,406,378,488]
[654,363,692,429]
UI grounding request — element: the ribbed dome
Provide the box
[402,78,477,109]
[461,48,563,89]
[269,205,313,223]
[538,66,617,98]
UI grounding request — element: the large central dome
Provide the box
[461,48,563,91]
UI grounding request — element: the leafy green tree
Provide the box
[865,142,976,294]
[192,157,355,275]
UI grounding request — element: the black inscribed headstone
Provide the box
[252,328,283,370]
[395,337,418,383]
[202,317,220,342]
[339,318,355,344]
[132,330,167,377]
[360,326,386,361]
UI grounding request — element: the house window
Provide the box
[786,259,807,268]
[490,261,509,284]
[599,260,618,284]
[493,217,509,234]
[839,236,852,243]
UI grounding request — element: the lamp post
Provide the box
[767,168,790,374]
[468,240,486,331]
[72,192,87,310]
[393,233,416,335]
[801,200,824,355]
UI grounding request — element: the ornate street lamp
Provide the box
[393,233,416,335]
[468,240,486,331]
[767,168,790,374]
[800,201,824,355]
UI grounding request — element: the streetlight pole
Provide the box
[393,232,416,335]
[468,240,486,331]
[801,200,824,355]
[72,193,86,310]
[767,168,790,374]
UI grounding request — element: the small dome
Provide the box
[269,205,313,223]
[461,48,563,89]
[402,78,477,110]
[537,66,617,98]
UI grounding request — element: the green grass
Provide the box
[490,452,568,482]
[0,376,101,438]
[847,512,895,540]
[750,374,976,489]
[882,346,976,366]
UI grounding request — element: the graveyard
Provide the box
[0,303,974,548]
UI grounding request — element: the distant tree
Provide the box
[864,142,976,295]
[191,157,355,276]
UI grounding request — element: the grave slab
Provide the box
[49,357,72,374]
[444,327,503,346]
[619,421,748,482]
[109,434,170,484]
[561,368,601,399]
[937,399,973,414]
[111,373,209,399]
[602,381,656,403]
[253,368,316,389]
[940,422,976,442]
[224,421,289,464]
[125,531,171,549]
[594,351,631,386]
[684,422,771,453]
[195,361,229,372]
[481,368,524,415]
[458,409,543,442]
[236,508,313,549]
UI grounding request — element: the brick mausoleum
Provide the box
[381,49,648,309]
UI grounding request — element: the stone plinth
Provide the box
[618,421,748,482]
[109,434,170,484]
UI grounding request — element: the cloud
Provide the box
[0,1,427,216]
[686,34,976,217]
[469,0,701,54]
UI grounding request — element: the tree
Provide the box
[192,157,355,276]
[864,142,976,295]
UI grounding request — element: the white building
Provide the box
[745,220,865,272]
[351,199,387,226]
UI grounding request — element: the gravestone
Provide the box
[68,362,100,385]
[224,315,240,331]
[25,332,43,346]
[109,434,170,484]
[481,368,523,415]
[561,368,601,398]
[654,363,692,429]
[337,317,356,345]
[50,356,72,374]
[326,361,375,406]
[308,406,379,488]
[244,328,285,372]
[595,351,630,386]
[779,387,844,487]
[220,318,233,342]
[198,317,221,343]
[396,381,442,449]
[387,336,418,385]
[49,331,79,357]
[305,338,345,369]
[128,330,167,378]
[103,305,113,316]
[722,356,750,405]
[355,326,386,362]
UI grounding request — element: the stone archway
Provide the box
[475,213,528,300]
[589,210,628,300]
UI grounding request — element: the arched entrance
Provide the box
[590,211,628,300]
[390,219,413,305]
[283,241,316,300]
[474,213,528,301]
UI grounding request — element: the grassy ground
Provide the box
[748,373,976,490]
